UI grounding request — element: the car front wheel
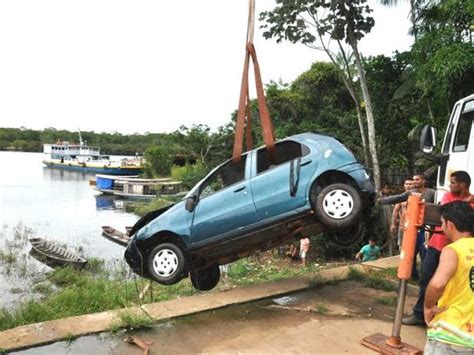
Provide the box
[313,183,362,229]
[147,243,186,285]
[190,265,221,291]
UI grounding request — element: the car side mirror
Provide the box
[185,195,197,212]
[420,125,437,154]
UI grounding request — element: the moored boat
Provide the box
[95,174,184,200]
[29,238,88,270]
[101,226,131,247]
[42,132,144,175]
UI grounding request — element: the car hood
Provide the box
[128,202,176,237]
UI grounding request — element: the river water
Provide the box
[0,151,139,307]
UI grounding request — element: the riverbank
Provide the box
[0,256,403,352]
[0,247,329,332]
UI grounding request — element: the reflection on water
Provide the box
[95,194,116,210]
[94,194,133,211]
[0,151,141,308]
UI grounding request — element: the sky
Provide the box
[0,1,412,135]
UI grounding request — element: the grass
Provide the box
[376,296,398,307]
[226,258,321,286]
[347,268,396,292]
[0,249,17,264]
[0,265,196,332]
[314,304,329,314]
[32,283,54,295]
[85,258,107,274]
[108,311,154,332]
[132,198,174,217]
[64,332,77,343]
[307,274,339,288]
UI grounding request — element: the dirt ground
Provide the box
[14,280,426,354]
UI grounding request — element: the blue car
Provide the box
[125,133,374,290]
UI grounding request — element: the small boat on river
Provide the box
[101,226,131,247]
[42,132,144,175]
[29,238,88,270]
[95,174,185,200]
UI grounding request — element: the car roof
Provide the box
[284,132,335,143]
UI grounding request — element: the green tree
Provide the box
[144,145,174,177]
[260,0,382,190]
[179,124,213,164]
[411,0,474,119]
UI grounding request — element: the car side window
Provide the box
[200,156,247,199]
[452,101,473,152]
[256,140,309,174]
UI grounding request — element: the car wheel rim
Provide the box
[322,189,354,219]
[152,249,179,277]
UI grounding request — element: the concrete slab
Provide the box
[363,255,400,269]
[0,257,399,352]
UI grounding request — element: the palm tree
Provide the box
[378,0,441,40]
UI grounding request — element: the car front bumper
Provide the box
[124,237,146,276]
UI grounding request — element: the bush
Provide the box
[133,198,174,217]
[171,163,210,189]
[144,145,174,177]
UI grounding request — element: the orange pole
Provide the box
[385,194,425,348]
[397,194,423,280]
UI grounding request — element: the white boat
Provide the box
[42,132,143,175]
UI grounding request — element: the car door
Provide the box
[190,155,259,245]
[250,140,317,220]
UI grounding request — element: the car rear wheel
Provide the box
[313,183,362,229]
[190,265,221,291]
[327,222,363,246]
[147,243,186,285]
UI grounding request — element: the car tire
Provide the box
[147,243,186,285]
[327,222,363,246]
[190,265,221,291]
[313,183,362,229]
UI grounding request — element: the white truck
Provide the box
[420,94,474,203]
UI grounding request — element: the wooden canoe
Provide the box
[29,238,88,270]
[101,226,131,247]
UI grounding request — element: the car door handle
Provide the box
[300,159,312,167]
[233,186,246,193]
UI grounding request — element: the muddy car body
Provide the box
[125,133,374,290]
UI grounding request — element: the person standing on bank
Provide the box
[299,237,310,268]
[423,201,474,354]
[390,178,414,251]
[411,173,436,280]
[403,170,474,326]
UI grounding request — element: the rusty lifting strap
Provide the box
[232,0,276,162]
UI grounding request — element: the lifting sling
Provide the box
[232,0,276,162]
